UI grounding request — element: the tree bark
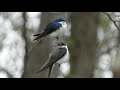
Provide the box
[21,12,28,77]
[112,26,120,78]
[69,12,99,78]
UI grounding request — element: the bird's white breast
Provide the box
[50,21,67,37]
[57,46,70,64]
[59,21,67,30]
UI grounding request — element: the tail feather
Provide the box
[36,64,48,73]
[36,59,50,73]
[36,67,45,73]
[33,36,42,41]
[36,65,53,78]
[33,33,41,36]
[33,31,45,41]
[48,65,53,78]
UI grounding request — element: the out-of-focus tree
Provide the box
[94,12,120,78]
[69,12,99,78]
[0,12,25,78]
[23,12,52,78]
[112,12,120,78]
[112,31,120,78]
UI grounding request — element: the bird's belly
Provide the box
[50,28,64,38]
[57,50,70,64]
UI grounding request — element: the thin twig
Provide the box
[102,12,120,31]
[114,15,120,17]
[114,20,120,22]
[48,12,64,15]
[22,12,28,78]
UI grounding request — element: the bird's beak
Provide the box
[53,46,57,48]
[65,20,67,22]
[58,46,61,48]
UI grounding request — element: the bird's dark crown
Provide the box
[57,40,66,46]
[55,16,66,22]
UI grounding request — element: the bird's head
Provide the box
[55,16,67,29]
[57,40,67,48]
[52,40,67,48]
[55,16,66,22]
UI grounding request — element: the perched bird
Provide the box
[36,40,70,78]
[33,16,67,43]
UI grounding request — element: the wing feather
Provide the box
[36,47,67,73]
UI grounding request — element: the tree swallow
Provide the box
[36,40,70,78]
[33,16,67,42]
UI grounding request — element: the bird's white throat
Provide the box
[50,21,67,38]
[58,45,67,48]
[58,21,67,29]
[57,46,70,64]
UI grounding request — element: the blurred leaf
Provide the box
[67,37,75,48]
[100,15,110,27]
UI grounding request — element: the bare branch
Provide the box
[114,20,120,22]
[22,12,28,78]
[114,15,120,17]
[48,12,64,15]
[102,12,120,31]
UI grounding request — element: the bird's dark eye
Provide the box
[57,41,66,46]
[59,19,66,22]
[62,43,65,45]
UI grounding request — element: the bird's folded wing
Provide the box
[36,48,67,73]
